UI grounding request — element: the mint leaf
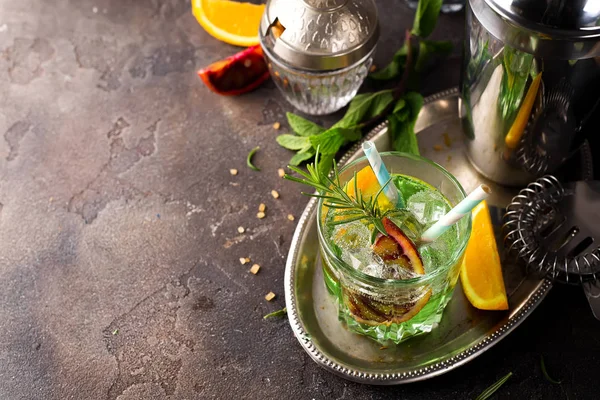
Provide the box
[411,0,443,38]
[276,134,310,150]
[388,92,423,155]
[395,107,410,122]
[415,40,453,71]
[369,44,408,81]
[339,127,361,141]
[286,112,325,137]
[317,153,335,177]
[309,127,358,155]
[388,114,420,155]
[393,98,406,114]
[335,90,394,128]
[403,92,424,124]
[289,145,315,166]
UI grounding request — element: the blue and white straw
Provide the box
[361,141,404,208]
[420,184,491,243]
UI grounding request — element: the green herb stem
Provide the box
[541,356,562,385]
[247,146,260,171]
[357,31,414,133]
[475,372,513,400]
[263,307,287,319]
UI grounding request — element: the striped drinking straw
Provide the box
[361,141,405,209]
[420,184,491,243]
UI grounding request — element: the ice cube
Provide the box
[332,221,374,270]
[407,189,450,225]
[386,209,425,243]
[360,259,419,280]
[361,263,385,279]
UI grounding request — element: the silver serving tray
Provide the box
[284,88,552,385]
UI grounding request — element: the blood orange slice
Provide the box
[197,44,269,96]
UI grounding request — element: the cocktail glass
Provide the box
[317,152,471,344]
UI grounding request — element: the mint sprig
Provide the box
[411,0,443,38]
[372,0,452,82]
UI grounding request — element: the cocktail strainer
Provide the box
[503,175,600,320]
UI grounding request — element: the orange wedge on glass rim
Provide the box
[460,200,509,310]
[191,0,265,47]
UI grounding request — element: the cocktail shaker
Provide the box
[259,0,379,115]
[461,0,600,186]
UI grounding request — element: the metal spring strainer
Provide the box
[503,176,600,320]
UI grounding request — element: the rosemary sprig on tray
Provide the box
[284,149,391,236]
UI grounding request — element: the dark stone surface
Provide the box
[0,0,598,399]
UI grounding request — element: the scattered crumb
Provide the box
[49,197,53,202]
[240,257,250,265]
[370,64,377,72]
[493,144,498,151]
[278,168,285,178]
[230,182,239,186]
[237,226,245,234]
[258,203,266,212]
[447,155,452,163]
[320,306,325,310]
[443,132,452,148]
[379,346,388,350]
[433,144,443,152]
[250,264,260,274]
[272,122,281,130]
[257,211,266,219]
[92,6,98,13]
[230,168,238,176]
[287,214,295,221]
[271,190,280,199]
[265,292,276,301]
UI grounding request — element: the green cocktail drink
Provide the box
[316,153,471,344]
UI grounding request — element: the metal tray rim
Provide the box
[284,87,553,385]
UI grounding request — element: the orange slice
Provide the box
[460,201,509,310]
[191,0,265,47]
[344,166,394,212]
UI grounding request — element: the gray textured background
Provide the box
[0,0,598,399]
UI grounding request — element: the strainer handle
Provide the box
[583,281,600,321]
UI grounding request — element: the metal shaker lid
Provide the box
[259,0,379,71]
[472,0,600,59]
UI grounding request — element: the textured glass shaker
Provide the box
[259,0,379,116]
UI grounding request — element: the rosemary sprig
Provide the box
[284,149,391,236]
[263,307,287,319]
[475,372,513,400]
